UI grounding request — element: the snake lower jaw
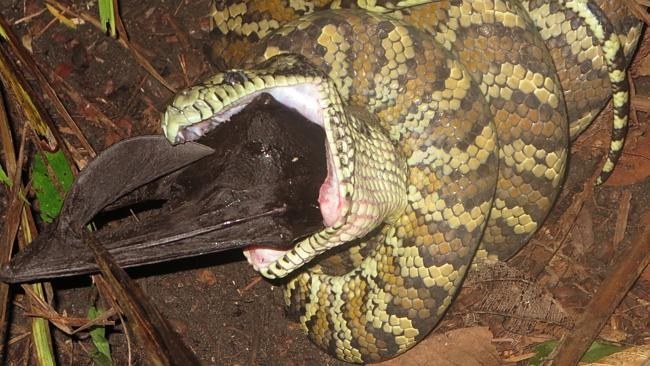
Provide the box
[243,246,290,271]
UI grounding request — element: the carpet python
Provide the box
[161,0,642,362]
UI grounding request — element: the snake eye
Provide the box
[223,70,249,85]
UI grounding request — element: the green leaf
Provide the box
[528,339,627,365]
[31,150,74,223]
[87,306,113,366]
[529,340,557,365]
[98,0,116,38]
[581,340,626,362]
[0,22,7,41]
[0,164,11,188]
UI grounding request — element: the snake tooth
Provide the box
[166,1,642,362]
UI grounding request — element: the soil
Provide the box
[0,1,648,365]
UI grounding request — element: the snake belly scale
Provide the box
[161,1,642,363]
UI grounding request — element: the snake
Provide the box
[160,1,642,363]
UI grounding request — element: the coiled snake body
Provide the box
[162,1,642,362]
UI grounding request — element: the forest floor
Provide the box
[0,1,648,365]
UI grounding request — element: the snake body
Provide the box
[162,1,642,363]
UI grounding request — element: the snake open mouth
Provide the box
[171,87,345,270]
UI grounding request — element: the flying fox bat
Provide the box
[0,94,326,283]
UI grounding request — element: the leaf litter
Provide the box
[0,1,649,365]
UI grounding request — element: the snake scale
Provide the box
[161,1,642,363]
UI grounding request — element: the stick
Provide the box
[548,210,650,365]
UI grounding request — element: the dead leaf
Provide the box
[45,4,77,29]
[598,326,628,343]
[634,50,650,76]
[114,118,132,136]
[196,269,217,286]
[376,327,500,366]
[571,205,594,256]
[141,105,167,134]
[460,262,574,331]
[605,132,650,186]
[21,34,33,53]
[580,343,650,365]
[103,118,132,146]
[53,63,73,79]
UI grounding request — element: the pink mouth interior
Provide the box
[243,148,342,269]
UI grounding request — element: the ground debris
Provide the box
[457,262,574,332]
[377,327,500,366]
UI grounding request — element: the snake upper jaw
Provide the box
[162,82,326,145]
[0,96,328,284]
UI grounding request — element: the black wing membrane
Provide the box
[0,94,326,283]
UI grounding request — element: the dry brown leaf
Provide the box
[195,269,218,286]
[580,343,650,365]
[605,131,650,186]
[634,56,650,76]
[571,205,594,256]
[376,327,500,366]
[461,262,574,331]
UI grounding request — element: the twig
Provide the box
[503,352,537,363]
[179,54,190,87]
[34,17,58,40]
[626,0,650,25]
[111,0,129,41]
[16,215,57,365]
[0,105,30,344]
[249,305,267,366]
[613,191,632,248]
[83,231,200,365]
[174,0,185,16]
[21,285,73,335]
[521,176,594,279]
[118,75,147,120]
[47,69,121,134]
[14,8,48,25]
[164,13,191,50]
[547,211,650,365]
[117,311,133,366]
[238,276,262,295]
[0,85,17,344]
[0,13,95,159]
[0,332,31,351]
[68,339,73,366]
[631,93,650,112]
[70,308,117,335]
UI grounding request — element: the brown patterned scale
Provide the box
[161,0,642,362]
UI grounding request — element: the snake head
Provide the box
[162,53,408,279]
[162,54,326,144]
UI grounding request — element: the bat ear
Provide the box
[0,136,214,283]
[59,136,214,231]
